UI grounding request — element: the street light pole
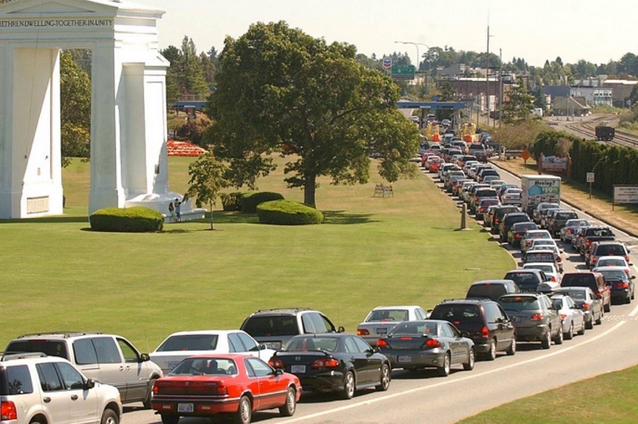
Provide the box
[395,41,430,93]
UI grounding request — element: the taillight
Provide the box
[357,329,370,336]
[422,338,441,348]
[1,401,17,420]
[400,337,413,340]
[586,240,591,246]
[480,326,490,338]
[582,302,590,310]
[312,358,340,369]
[557,256,562,262]
[614,282,629,289]
[211,384,229,395]
[515,233,521,238]
[567,228,573,234]
[269,358,285,369]
[153,384,159,395]
[592,257,597,263]
[495,218,500,224]
[560,314,567,320]
[530,313,544,321]
[377,339,389,348]
[552,276,557,282]
[626,256,631,262]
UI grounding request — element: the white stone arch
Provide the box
[0,0,198,220]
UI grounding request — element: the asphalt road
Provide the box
[123,165,638,424]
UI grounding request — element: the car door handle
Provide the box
[71,395,78,401]
[126,365,130,371]
[119,366,124,372]
[43,397,51,403]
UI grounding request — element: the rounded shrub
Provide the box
[240,191,284,213]
[257,200,324,225]
[90,207,164,232]
[221,192,245,211]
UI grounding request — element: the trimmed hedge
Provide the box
[240,192,284,213]
[221,192,245,211]
[257,200,324,225]
[90,207,164,232]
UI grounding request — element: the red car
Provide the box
[152,354,301,424]
[429,159,444,173]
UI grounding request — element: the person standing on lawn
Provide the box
[175,198,182,222]
[168,202,177,222]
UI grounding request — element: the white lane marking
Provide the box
[629,302,638,318]
[283,321,627,423]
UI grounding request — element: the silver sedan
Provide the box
[551,294,586,340]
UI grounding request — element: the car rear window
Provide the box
[599,259,626,267]
[285,336,339,352]
[477,189,498,197]
[599,270,627,281]
[504,272,540,291]
[525,264,554,273]
[390,322,439,336]
[526,253,554,262]
[500,296,541,311]
[171,358,237,376]
[156,335,219,352]
[242,316,300,337]
[365,310,409,322]
[556,289,586,300]
[595,245,626,256]
[430,304,482,323]
[513,223,537,231]
[466,284,508,300]
[0,365,34,395]
[562,274,595,289]
[5,340,68,359]
[586,228,614,237]
[556,213,578,220]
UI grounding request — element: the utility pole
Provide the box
[499,48,503,127]
[394,41,430,94]
[486,24,490,127]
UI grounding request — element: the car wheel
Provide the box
[604,301,611,313]
[505,337,516,356]
[279,387,297,417]
[160,415,179,424]
[553,326,564,345]
[234,396,252,424]
[541,330,551,349]
[595,310,603,325]
[341,371,355,400]
[565,322,574,340]
[376,363,391,391]
[463,348,476,371]
[578,320,586,335]
[142,377,158,409]
[437,353,451,377]
[483,338,497,361]
[632,289,635,300]
[101,409,120,424]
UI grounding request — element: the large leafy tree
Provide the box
[60,51,91,167]
[205,21,419,206]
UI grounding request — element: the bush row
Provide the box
[240,192,284,213]
[257,200,324,225]
[221,192,245,211]
[90,207,164,232]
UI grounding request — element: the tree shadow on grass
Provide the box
[322,210,378,225]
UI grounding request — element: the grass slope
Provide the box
[0,157,513,351]
[461,365,638,424]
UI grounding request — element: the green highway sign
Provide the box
[391,65,415,80]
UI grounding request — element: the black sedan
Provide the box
[376,320,475,376]
[269,334,391,399]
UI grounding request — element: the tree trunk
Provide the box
[209,202,214,231]
[304,173,317,207]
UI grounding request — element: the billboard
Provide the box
[541,156,568,173]
[614,185,638,204]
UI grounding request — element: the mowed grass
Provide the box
[0,157,513,352]
[461,365,638,424]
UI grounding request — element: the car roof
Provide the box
[437,298,493,305]
[526,230,550,234]
[15,331,105,340]
[506,269,542,275]
[597,256,628,261]
[472,280,515,285]
[371,306,421,311]
[500,293,542,299]
[526,249,557,253]
[164,330,244,337]
[0,354,69,366]
[250,308,313,316]
[592,266,629,272]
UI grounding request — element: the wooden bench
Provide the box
[373,184,394,198]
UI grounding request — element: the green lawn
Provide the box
[0,157,513,352]
[460,365,638,424]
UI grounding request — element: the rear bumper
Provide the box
[298,371,345,393]
[612,288,631,300]
[473,340,493,354]
[152,397,239,416]
[514,325,549,341]
[384,350,446,369]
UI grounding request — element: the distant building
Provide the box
[570,87,613,107]
[552,96,590,116]
[543,85,570,100]
[602,80,638,107]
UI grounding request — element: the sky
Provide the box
[135,0,636,67]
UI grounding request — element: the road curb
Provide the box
[489,160,638,240]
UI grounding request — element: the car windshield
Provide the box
[505,273,540,291]
[500,297,541,312]
[600,270,627,281]
[156,335,219,352]
[366,309,409,322]
[171,358,237,376]
[285,337,339,352]
[242,316,300,337]
[430,305,482,323]
[4,340,68,359]
[390,322,438,336]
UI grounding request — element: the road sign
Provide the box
[614,185,638,204]
[382,58,392,68]
[391,65,415,80]
[587,172,595,183]
[521,149,531,162]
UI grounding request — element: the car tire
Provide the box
[437,353,451,377]
[234,396,252,424]
[541,330,551,349]
[553,326,564,345]
[160,415,179,424]
[483,338,497,361]
[505,337,516,356]
[463,348,476,371]
[578,321,586,336]
[595,310,603,325]
[101,409,120,424]
[142,377,158,409]
[341,371,355,400]
[604,301,611,313]
[279,387,297,417]
[376,363,391,391]
[565,322,574,340]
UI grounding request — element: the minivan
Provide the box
[561,272,611,312]
[466,280,520,301]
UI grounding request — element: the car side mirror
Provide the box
[461,331,471,338]
[259,344,268,350]
[84,378,96,390]
[140,353,150,362]
[338,326,346,333]
[632,276,636,280]
[274,368,284,376]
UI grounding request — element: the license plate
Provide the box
[376,328,388,335]
[178,403,194,413]
[398,356,412,363]
[291,365,306,374]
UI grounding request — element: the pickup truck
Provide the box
[579,227,615,256]
[547,210,579,236]
[469,144,488,162]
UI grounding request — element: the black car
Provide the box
[507,221,539,247]
[503,270,548,293]
[499,212,531,241]
[466,280,520,301]
[595,267,636,304]
[269,334,390,399]
[429,299,516,361]
[377,320,475,376]
[490,206,519,234]
[498,293,563,349]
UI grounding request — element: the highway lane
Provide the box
[123,166,638,424]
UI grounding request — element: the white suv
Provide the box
[4,332,162,406]
[0,353,121,424]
